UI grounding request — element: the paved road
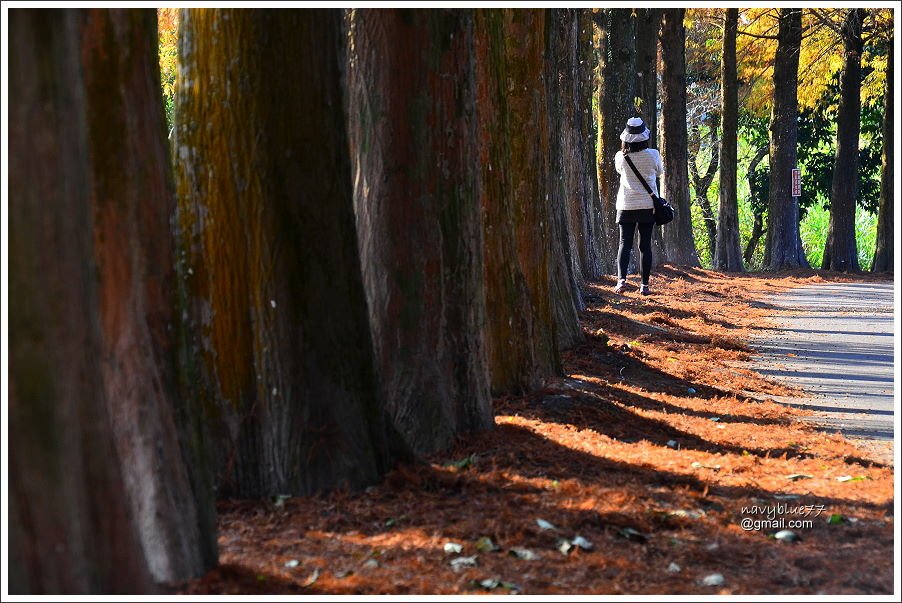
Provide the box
[750,282,895,462]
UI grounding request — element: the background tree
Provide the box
[872,30,893,272]
[346,9,493,455]
[715,7,744,271]
[175,9,400,498]
[80,8,216,581]
[765,8,808,270]
[549,8,606,285]
[822,8,866,271]
[688,113,720,264]
[9,9,155,593]
[594,9,637,272]
[660,8,700,266]
[546,8,589,349]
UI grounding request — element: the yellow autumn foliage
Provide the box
[737,8,891,116]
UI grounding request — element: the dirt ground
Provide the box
[179,267,895,595]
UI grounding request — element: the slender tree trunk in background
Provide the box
[595,9,637,273]
[872,37,893,272]
[346,9,493,456]
[660,8,700,266]
[823,8,865,272]
[79,8,215,581]
[9,9,154,593]
[635,9,668,269]
[474,9,561,395]
[743,146,770,265]
[635,9,660,147]
[577,10,606,280]
[175,9,399,498]
[714,7,744,272]
[545,8,585,349]
[766,8,808,270]
[744,212,766,265]
[634,8,664,272]
[688,115,720,264]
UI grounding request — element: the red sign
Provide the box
[791,168,801,197]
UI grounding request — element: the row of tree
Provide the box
[679,8,894,271]
[9,7,597,593]
[8,7,894,594]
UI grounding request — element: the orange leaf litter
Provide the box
[180,267,894,595]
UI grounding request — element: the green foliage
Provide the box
[690,202,713,268]
[798,200,877,269]
[855,205,877,268]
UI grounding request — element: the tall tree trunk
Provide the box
[9,9,154,593]
[714,7,744,272]
[545,8,585,349]
[577,10,606,280]
[659,8,700,266]
[595,9,637,273]
[175,9,399,498]
[346,9,493,456]
[823,8,866,272]
[474,9,563,394]
[635,8,667,270]
[79,8,215,581]
[872,35,893,272]
[766,8,808,270]
[636,9,661,147]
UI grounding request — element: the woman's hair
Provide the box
[622,140,650,154]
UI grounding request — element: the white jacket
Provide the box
[614,148,663,211]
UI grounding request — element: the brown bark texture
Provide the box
[714,7,744,272]
[473,9,566,394]
[766,8,808,270]
[823,8,865,272]
[872,36,893,272]
[175,9,399,498]
[8,8,155,594]
[79,8,216,582]
[659,8,701,266]
[545,8,587,349]
[346,9,493,455]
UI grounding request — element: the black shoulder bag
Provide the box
[623,154,674,225]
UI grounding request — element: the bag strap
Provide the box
[623,153,655,199]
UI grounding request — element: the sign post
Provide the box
[791,168,801,199]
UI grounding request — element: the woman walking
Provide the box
[613,117,663,295]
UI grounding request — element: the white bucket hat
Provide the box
[620,117,650,143]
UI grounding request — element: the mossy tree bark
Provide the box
[823,8,866,272]
[714,7,744,272]
[346,9,493,455]
[8,9,154,593]
[175,9,399,498]
[79,8,216,581]
[872,36,893,272]
[473,9,565,394]
[660,8,700,266]
[765,8,809,270]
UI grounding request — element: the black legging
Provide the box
[618,221,654,284]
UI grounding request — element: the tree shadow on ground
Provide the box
[198,423,893,594]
